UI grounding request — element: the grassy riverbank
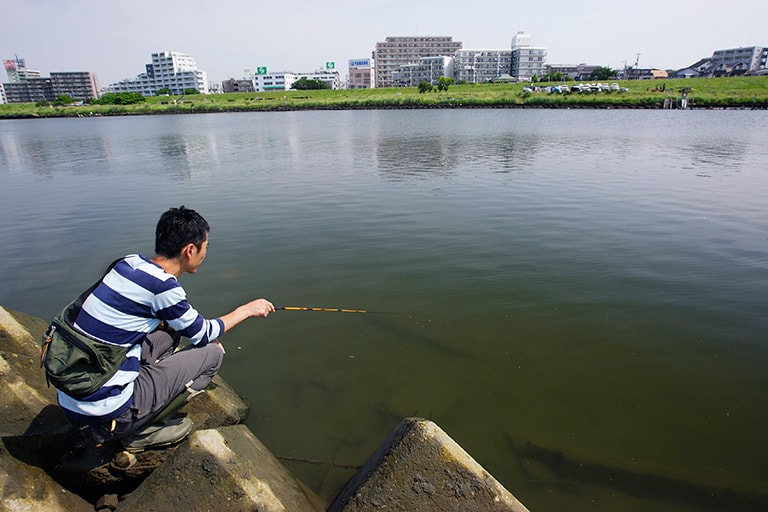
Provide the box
[2,76,767,118]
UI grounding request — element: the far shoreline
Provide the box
[2,76,767,118]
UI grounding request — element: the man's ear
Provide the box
[181,242,196,260]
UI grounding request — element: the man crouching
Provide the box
[54,205,274,451]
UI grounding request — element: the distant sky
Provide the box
[3,0,766,87]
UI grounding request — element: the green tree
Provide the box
[436,76,454,92]
[291,77,330,90]
[156,87,172,95]
[418,80,433,93]
[589,66,618,80]
[183,88,199,95]
[52,95,75,106]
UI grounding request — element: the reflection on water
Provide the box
[1,109,767,512]
[375,133,539,179]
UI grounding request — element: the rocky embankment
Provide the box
[0,305,530,511]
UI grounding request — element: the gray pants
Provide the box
[112,330,223,437]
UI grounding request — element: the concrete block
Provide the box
[0,436,92,512]
[118,425,325,512]
[185,373,249,430]
[328,417,530,512]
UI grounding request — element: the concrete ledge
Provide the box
[328,417,530,512]
[118,425,325,512]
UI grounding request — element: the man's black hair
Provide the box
[155,206,210,258]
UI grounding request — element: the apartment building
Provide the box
[222,78,256,93]
[454,50,513,83]
[105,51,209,96]
[392,56,453,87]
[0,83,5,104]
[710,46,767,75]
[544,64,600,81]
[620,68,668,80]
[348,58,374,89]
[3,71,99,103]
[511,32,547,81]
[374,36,462,88]
[50,72,100,99]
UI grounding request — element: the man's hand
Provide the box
[220,298,275,333]
[243,298,275,318]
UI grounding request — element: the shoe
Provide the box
[122,416,193,452]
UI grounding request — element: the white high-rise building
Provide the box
[105,51,209,96]
[454,50,513,83]
[511,32,547,81]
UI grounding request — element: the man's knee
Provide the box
[203,342,224,371]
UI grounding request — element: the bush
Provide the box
[52,95,75,106]
[291,78,330,90]
[94,92,146,105]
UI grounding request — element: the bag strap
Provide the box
[41,257,124,367]
[70,257,124,314]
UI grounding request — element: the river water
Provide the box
[1,109,767,511]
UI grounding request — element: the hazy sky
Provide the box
[3,0,766,87]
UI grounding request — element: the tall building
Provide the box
[50,72,100,99]
[511,32,547,81]
[454,50,513,83]
[105,51,209,96]
[348,58,375,89]
[374,36,462,88]
[4,57,40,83]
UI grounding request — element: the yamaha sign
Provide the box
[348,59,372,68]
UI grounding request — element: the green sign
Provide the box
[257,66,268,75]
[325,62,335,70]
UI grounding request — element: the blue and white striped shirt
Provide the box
[58,254,224,423]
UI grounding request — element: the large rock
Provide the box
[118,425,325,512]
[328,417,530,512]
[0,306,62,437]
[0,306,92,512]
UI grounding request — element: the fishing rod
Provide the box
[276,306,371,314]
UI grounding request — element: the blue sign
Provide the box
[349,59,371,68]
